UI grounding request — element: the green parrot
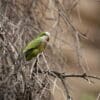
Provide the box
[23,32,50,61]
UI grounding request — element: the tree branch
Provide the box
[34,69,100,81]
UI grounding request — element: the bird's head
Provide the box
[38,32,50,42]
[39,32,50,42]
[38,32,50,37]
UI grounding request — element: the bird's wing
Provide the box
[23,37,42,53]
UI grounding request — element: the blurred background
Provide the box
[0,0,100,100]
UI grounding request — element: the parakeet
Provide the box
[23,32,50,61]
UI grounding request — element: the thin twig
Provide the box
[35,69,100,81]
[97,93,100,100]
[60,78,72,100]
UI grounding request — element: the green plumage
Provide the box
[23,37,46,61]
[23,32,50,61]
[37,32,47,37]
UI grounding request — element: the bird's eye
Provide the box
[47,37,49,41]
